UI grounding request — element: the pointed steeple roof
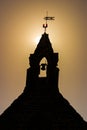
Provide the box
[34,33,53,55]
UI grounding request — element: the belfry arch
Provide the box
[39,57,48,77]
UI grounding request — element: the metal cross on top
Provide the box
[43,12,55,33]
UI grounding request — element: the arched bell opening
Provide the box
[39,57,48,77]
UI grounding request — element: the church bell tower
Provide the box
[26,33,59,94]
[1,15,87,130]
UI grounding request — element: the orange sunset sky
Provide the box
[0,0,87,121]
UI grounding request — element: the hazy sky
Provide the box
[0,0,87,121]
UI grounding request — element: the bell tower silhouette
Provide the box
[0,16,87,129]
[25,33,59,94]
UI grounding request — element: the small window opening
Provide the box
[39,57,48,77]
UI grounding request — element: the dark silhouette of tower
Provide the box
[0,32,87,130]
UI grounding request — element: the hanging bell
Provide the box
[41,63,47,70]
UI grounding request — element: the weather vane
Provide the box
[43,12,55,33]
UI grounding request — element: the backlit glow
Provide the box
[34,36,41,45]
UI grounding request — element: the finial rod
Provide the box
[43,12,55,33]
